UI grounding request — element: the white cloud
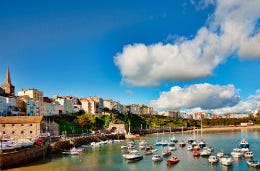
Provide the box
[114,0,260,86]
[185,89,260,115]
[150,83,240,111]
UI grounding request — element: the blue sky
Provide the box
[1,0,260,114]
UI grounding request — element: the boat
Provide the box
[170,135,178,143]
[193,147,200,157]
[217,150,224,158]
[231,148,243,158]
[162,149,172,157]
[144,150,153,155]
[122,150,143,161]
[208,155,218,164]
[168,142,177,151]
[240,138,249,148]
[187,145,193,151]
[187,136,195,144]
[121,145,128,149]
[244,151,254,158]
[198,140,206,149]
[200,147,211,156]
[247,160,260,168]
[62,147,82,155]
[152,154,163,162]
[179,140,186,147]
[167,157,180,165]
[220,154,233,166]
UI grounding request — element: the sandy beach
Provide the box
[184,125,260,133]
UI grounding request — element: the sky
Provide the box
[1,0,260,114]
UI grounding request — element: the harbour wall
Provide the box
[0,144,49,170]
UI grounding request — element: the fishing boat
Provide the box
[208,155,218,164]
[122,150,143,161]
[247,160,260,168]
[167,157,180,165]
[244,151,254,158]
[220,154,233,166]
[239,137,249,152]
[193,148,200,157]
[152,155,163,162]
[231,148,243,158]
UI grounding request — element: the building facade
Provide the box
[0,116,42,140]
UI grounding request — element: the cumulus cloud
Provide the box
[150,83,240,111]
[114,0,260,86]
[183,89,260,115]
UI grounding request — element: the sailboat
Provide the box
[179,126,186,147]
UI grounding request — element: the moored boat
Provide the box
[122,150,143,161]
[231,148,243,158]
[152,154,163,162]
[244,151,254,158]
[198,140,206,149]
[208,155,218,164]
[167,157,180,165]
[220,154,233,166]
[187,145,193,151]
[200,147,211,156]
[247,160,260,168]
[162,149,172,157]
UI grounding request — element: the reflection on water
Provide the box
[4,129,260,171]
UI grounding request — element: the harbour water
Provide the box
[4,128,260,171]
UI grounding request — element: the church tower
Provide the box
[1,67,15,96]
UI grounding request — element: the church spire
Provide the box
[5,67,11,84]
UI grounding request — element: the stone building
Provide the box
[0,116,43,140]
[1,67,15,97]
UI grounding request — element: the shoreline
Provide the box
[184,125,260,133]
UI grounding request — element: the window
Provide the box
[30,131,33,134]
[12,124,15,126]
[12,131,15,134]
[21,124,24,126]
[21,131,24,134]
[2,124,5,127]
[3,131,5,134]
[30,124,33,126]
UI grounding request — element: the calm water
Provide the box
[5,128,260,171]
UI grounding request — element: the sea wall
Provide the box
[0,144,48,170]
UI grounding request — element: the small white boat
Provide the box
[217,151,224,158]
[220,154,233,166]
[62,147,82,155]
[121,145,128,149]
[244,151,254,158]
[208,155,218,164]
[247,160,260,168]
[231,148,243,158]
[168,142,177,151]
[152,154,163,162]
[123,150,143,161]
[200,147,211,156]
[144,150,153,155]
[187,145,193,151]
